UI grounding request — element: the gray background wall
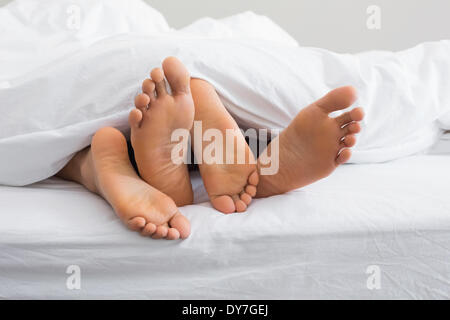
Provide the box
[1,0,449,53]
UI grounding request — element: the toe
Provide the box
[248,171,259,186]
[162,56,190,95]
[336,148,352,165]
[141,222,157,237]
[168,212,191,239]
[134,93,150,111]
[350,107,365,121]
[316,86,357,114]
[211,195,236,214]
[233,195,247,213]
[166,228,181,240]
[342,122,361,135]
[128,108,143,128]
[336,107,365,127]
[152,224,169,239]
[142,79,156,102]
[150,67,167,96]
[340,134,357,148]
[240,192,252,205]
[235,200,247,213]
[127,217,146,231]
[245,185,257,197]
[142,79,155,94]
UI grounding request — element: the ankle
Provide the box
[79,149,100,194]
[60,147,99,194]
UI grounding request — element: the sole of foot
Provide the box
[257,86,364,197]
[90,127,190,239]
[129,57,195,207]
[190,79,259,214]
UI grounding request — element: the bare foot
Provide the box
[257,86,364,197]
[59,127,190,239]
[129,57,194,207]
[190,79,259,214]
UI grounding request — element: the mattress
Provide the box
[1,154,450,299]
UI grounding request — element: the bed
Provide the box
[1,0,450,300]
[1,144,449,299]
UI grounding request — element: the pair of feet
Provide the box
[85,57,364,240]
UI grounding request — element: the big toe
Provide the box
[162,56,190,95]
[316,86,358,113]
[211,195,236,214]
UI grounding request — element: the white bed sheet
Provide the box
[1,155,450,299]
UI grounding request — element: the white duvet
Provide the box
[1,0,450,186]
